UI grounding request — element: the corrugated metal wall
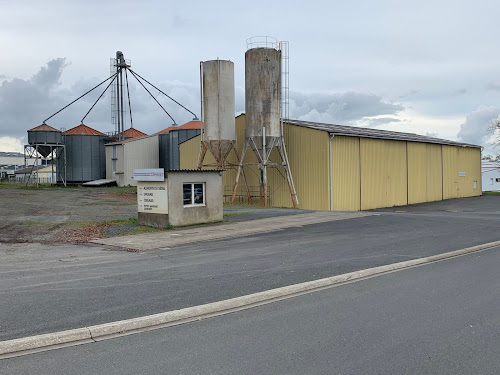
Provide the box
[360,138,407,210]
[425,144,444,202]
[442,145,460,199]
[443,146,481,198]
[159,129,201,170]
[407,143,443,204]
[123,135,159,186]
[331,136,360,211]
[180,115,481,211]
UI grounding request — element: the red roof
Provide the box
[63,124,106,136]
[123,128,148,138]
[28,124,60,132]
[155,121,202,135]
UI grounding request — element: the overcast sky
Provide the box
[2,0,500,155]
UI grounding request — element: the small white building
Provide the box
[105,135,159,187]
[137,169,223,228]
[482,160,500,191]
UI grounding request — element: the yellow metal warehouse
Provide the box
[180,114,481,211]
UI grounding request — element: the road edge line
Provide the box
[2,239,499,358]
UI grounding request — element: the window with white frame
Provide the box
[183,183,205,206]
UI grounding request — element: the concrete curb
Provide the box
[2,239,499,358]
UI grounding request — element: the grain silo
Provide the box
[232,37,298,207]
[27,124,63,157]
[198,59,236,169]
[58,124,107,183]
[25,123,66,186]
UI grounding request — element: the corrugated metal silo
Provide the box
[27,124,62,157]
[159,128,201,170]
[58,124,107,183]
[201,59,236,166]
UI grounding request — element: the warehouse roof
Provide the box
[286,119,481,148]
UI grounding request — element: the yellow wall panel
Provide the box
[442,145,459,199]
[425,144,443,202]
[407,142,443,204]
[458,147,481,197]
[407,142,426,204]
[360,138,407,210]
[331,136,360,210]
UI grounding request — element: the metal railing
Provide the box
[246,36,279,50]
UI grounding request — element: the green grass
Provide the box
[23,220,53,227]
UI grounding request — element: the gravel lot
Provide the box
[0,185,138,243]
[0,184,311,244]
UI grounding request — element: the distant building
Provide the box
[482,160,500,191]
[14,165,57,184]
[0,151,48,180]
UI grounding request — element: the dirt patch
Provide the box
[0,185,141,244]
[59,223,110,243]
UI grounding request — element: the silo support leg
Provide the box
[278,145,298,209]
[197,142,208,169]
[231,144,248,204]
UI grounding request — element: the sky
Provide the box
[2,0,500,155]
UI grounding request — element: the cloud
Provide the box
[0,136,24,153]
[486,82,500,91]
[457,106,500,146]
[289,91,404,125]
[364,117,401,127]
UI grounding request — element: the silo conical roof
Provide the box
[63,124,106,136]
[123,128,148,139]
[28,124,60,132]
[155,120,202,135]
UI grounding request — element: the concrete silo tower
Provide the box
[232,37,298,207]
[198,59,236,169]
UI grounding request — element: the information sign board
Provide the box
[137,180,168,214]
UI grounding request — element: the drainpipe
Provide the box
[329,133,335,211]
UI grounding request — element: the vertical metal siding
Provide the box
[442,145,459,199]
[123,135,159,186]
[360,138,407,210]
[407,142,427,204]
[425,144,443,202]
[407,142,443,204]
[458,147,481,198]
[105,146,113,180]
[331,136,360,211]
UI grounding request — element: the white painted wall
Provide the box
[481,161,500,191]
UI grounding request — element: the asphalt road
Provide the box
[3,246,499,374]
[1,196,500,342]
